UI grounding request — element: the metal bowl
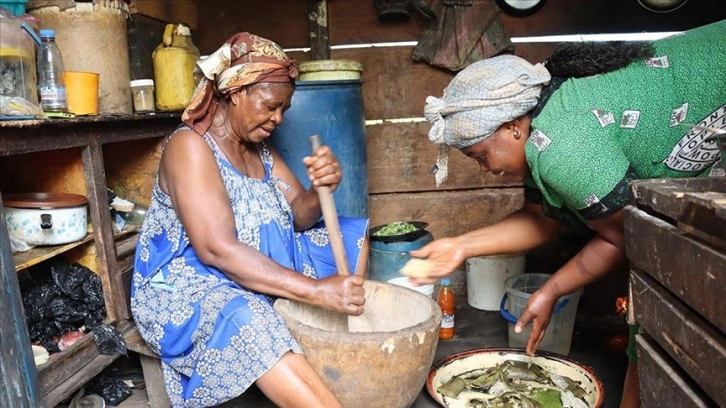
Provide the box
[427,348,605,408]
[369,221,429,243]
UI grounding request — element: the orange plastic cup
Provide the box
[64,71,99,115]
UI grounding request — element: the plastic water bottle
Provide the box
[438,278,455,340]
[37,29,68,112]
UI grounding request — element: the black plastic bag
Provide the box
[21,260,107,348]
[85,375,132,406]
[93,324,127,356]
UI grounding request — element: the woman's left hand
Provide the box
[514,288,559,356]
[303,144,342,192]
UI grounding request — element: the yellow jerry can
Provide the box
[152,23,200,111]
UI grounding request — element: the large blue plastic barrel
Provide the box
[270,80,368,218]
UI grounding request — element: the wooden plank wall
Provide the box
[128,0,198,29]
[194,0,725,240]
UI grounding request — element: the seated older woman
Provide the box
[131,32,369,408]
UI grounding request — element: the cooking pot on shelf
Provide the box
[3,192,89,246]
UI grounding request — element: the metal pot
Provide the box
[4,192,88,246]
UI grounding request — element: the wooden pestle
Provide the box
[309,135,370,332]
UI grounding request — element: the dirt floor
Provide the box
[108,266,629,408]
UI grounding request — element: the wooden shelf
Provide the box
[116,231,140,259]
[12,226,141,272]
[13,233,94,272]
[1,113,179,406]
[0,112,181,156]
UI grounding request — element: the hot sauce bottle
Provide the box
[438,278,455,340]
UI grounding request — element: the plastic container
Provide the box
[466,253,525,311]
[37,28,67,112]
[270,80,368,217]
[298,59,363,81]
[64,71,98,115]
[152,23,200,111]
[0,10,40,112]
[369,231,434,282]
[130,79,155,113]
[0,0,28,15]
[500,273,583,355]
[438,278,455,340]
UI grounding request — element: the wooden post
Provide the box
[308,0,330,60]
[0,198,43,408]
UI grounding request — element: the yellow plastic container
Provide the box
[64,71,99,115]
[152,23,200,111]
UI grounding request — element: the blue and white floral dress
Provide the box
[131,129,368,407]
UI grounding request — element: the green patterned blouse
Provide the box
[526,20,725,229]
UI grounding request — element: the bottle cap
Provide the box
[130,79,155,87]
[40,29,55,38]
[176,24,191,36]
[441,278,451,286]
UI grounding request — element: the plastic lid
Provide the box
[441,278,451,286]
[176,24,191,36]
[298,59,363,73]
[130,79,154,87]
[40,29,55,38]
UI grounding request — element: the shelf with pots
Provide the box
[0,112,180,407]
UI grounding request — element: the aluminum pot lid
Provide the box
[3,192,88,209]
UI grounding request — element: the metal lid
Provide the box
[3,192,88,209]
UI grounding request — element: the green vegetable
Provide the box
[372,221,419,237]
[533,388,563,408]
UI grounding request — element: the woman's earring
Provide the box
[513,129,520,137]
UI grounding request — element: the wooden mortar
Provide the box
[274,280,442,408]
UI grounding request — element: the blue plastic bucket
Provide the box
[369,231,434,282]
[270,79,368,218]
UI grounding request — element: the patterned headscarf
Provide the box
[182,32,298,136]
[424,55,551,186]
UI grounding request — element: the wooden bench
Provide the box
[119,320,172,408]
